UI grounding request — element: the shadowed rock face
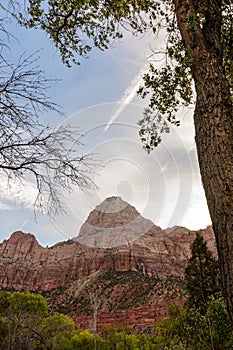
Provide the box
[0,197,216,330]
[75,196,156,248]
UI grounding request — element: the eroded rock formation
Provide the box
[0,196,216,330]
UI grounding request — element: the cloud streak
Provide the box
[104,64,149,132]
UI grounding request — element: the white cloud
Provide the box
[0,202,13,210]
[0,172,39,211]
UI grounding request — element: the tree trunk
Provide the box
[194,57,233,324]
[174,0,233,324]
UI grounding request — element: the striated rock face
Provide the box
[0,225,215,292]
[0,197,216,330]
[0,232,107,291]
[76,196,156,248]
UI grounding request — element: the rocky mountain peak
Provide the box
[75,196,156,248]
[8,231,37,242]
[0,231,42,263]
[95,196,137,214]
[83,196,140,228]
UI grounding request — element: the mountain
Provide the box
[75,196,156,248]
[0,196,216,331]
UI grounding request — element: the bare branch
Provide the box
[0,11,98,215]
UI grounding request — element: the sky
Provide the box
[0,11,212,246]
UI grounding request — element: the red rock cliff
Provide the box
[0,226,214,291]
[0,197,216,330]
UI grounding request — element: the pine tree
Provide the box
[185,232,221,311]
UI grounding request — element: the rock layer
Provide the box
[0,197,216,330]
[76,196,156,248]
[0,226,215,292]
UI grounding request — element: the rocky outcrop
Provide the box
[0,232,108,291]
[76,196,156,248]
[0,197,216,330]
[0,225,215,292]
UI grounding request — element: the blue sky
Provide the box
[0,15,211,246]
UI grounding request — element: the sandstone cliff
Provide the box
[0,196,216,330]
[76,196,156,248]
[0,226,215,292]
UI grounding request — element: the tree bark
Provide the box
[174,0,233,323]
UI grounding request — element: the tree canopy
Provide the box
[185,232,221,310]
[13,0,232,148]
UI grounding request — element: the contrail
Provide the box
[18,219,30,231]
[104,64,149,132]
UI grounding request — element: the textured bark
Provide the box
[174,0,233,324]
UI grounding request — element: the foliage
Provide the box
[156,297,233,350]
[0,291,158,349]
[0,291,48,349]
[13,0,232,150]
[155,235,231,349]
[137,0,232,151]
[156,304,188,349]
[138,107,170,153]
[1,290,233,349]
[0,291,76,350]
[38,313,75,349]
[103,324,158,350]
[15,0,158,67]
[55,329,109,350]
[185,232,221,311]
